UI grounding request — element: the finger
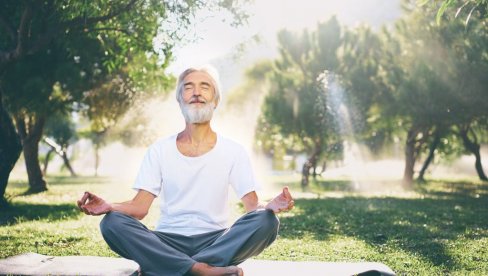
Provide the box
[80,205,91,216]
[82,209,90,216]
[283,186,292,199]
[283,200,294,212]
[80,192,90,205]
[76,200,83,211]
[86,192,96,201]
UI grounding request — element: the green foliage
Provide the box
[418,0,488,25]
[0,0,249,129]
[337,2,487,182]
[44,113,78,148]
[255,17,345,175]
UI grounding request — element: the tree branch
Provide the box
[0,3,35,67]
[16,3,34,58]
[14,115,27,141]
[89,27,132,36]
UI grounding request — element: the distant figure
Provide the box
[77,65,294,276]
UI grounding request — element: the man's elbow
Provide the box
[134,211,148,220]
[132,210,149,220]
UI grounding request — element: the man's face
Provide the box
[179,71,217,124]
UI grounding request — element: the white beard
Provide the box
[180,101,215,124]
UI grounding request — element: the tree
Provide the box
[255,17,344,188]
[406,1,488,181]
[338,25,397,156]
[342,1,488,186]
[43,113,78,176]
[2,29,113,192]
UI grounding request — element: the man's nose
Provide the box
[192,87,202,96]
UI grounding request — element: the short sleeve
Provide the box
[133,145,163,196]
[229,146,260,198]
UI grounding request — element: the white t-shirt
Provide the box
[133,134,259,236]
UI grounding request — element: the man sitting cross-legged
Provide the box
[77,65,294,276]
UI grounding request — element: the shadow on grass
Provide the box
[279,182,488,270]
[414,179,488,200]
[0,202,82,226]
[7,176,113,190]
[311,179,354,192]
[47,175,113,186]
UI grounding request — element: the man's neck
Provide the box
[179,122,214,144]
[176,122,217,157]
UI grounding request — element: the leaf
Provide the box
[455,1,471,18]
[436,1,452,25]
[465,5,477,26]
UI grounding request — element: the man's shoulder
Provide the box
[217,134,247,154]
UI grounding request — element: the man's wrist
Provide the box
[107,203,115,213]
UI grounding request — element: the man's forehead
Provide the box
[183,71,214,85]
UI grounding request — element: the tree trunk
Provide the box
[15,115,47,193]
[403,129,417,188]
[0,96,22,207]
[23,136,47,192]
[312,162,318,179]
[460,126,488,181]
[94,144,100,177]
[318,160,327,175]
[301,141,322,189]
[418,130,441,182]
[42,148,55,176]
[43,137,77,176]
[301,160,312,189]
[61,151,77,177]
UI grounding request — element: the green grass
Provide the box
[1,175,487,275]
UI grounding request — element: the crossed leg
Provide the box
[100,209,279,276]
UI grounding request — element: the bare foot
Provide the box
[190,262,243,276]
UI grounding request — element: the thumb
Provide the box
[283,186,292,199]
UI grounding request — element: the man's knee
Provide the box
[253,209,280,235]
[100,211,127,236]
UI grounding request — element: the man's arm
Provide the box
[241,187,294,214]
[77,190,155,220]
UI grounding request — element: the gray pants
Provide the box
[100,209,279,276]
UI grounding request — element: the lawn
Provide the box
[1,175,487,275]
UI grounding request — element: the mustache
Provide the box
[189,97,208,104]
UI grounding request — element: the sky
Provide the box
[166,0,403,84]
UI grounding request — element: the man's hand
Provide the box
[265,187,294,214]
[77,191,112,216]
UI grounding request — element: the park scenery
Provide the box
[0,0,487,275]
